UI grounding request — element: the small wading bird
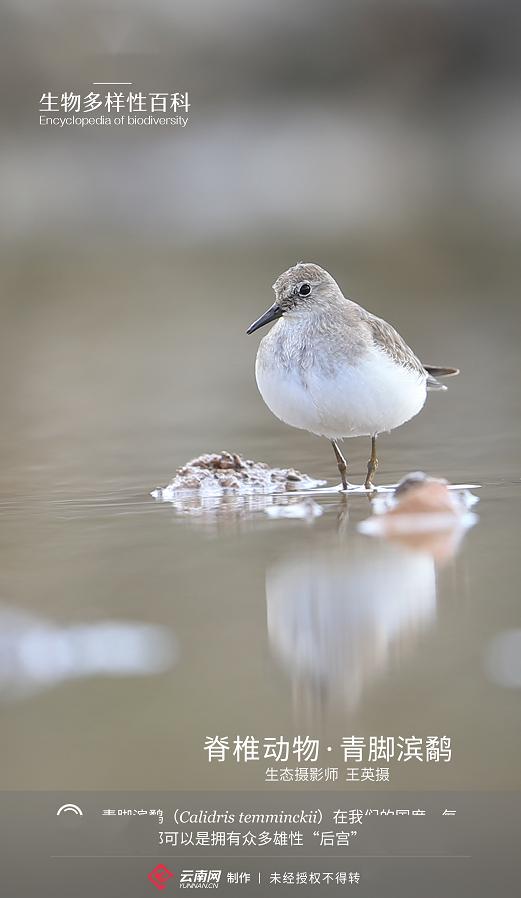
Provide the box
[247,263,458,490]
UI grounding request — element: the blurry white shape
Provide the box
[359,511,478,536]
[264,499,323,520]
[267,542,436,713]
[484,630,521,689]
[0,108,449,243]
[0,607,177,700]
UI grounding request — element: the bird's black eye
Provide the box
[298,283,311,297]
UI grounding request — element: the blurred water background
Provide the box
[0,0,520,790]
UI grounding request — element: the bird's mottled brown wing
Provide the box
[361,310,426,378]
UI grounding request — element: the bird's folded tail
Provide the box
[424,365,460,391]
[424,365,459,378]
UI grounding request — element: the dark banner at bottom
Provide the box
[2,791,519,897]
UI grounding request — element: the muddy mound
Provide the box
[152,451,326,500]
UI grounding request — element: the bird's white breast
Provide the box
[256,336,427,440]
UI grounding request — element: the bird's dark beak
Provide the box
[246,303,283,335]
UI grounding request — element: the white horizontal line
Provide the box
[92,82,133,85]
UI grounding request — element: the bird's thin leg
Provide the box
[331,439,349,491]
[365,435,379,490]
[336,493,350,533]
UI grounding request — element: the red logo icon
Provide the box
[148,864,174,890]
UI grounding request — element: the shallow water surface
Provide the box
[0,245,519,791]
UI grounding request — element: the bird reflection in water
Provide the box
[267,474,477,719]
